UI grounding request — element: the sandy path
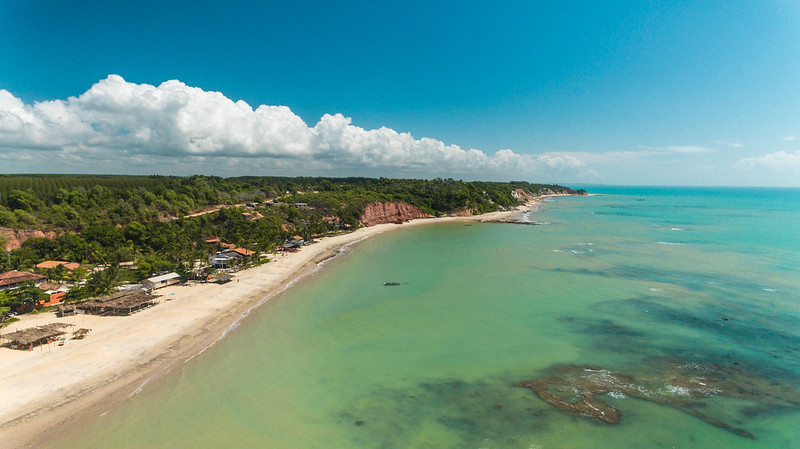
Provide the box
[0,205,533,448]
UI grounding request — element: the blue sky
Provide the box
[1,1,799,185]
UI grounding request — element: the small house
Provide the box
[283,238,304,250]
[211,254,231,269]
[228,247,255,258]
[38,282,69,307]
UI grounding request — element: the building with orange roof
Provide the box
[0,270,47,290]
[230,247,255,257]
[35,261,81,271]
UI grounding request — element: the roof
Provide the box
[79,292,160,314]
[230,247,254,256]
[36,260,67,269]
[144,272,181,283]
[212,274,234,283]
[283,240,303,249]
[35,261,80,271]
[0,270,46,288]
[39,282,68,292]
[0,323,74,346]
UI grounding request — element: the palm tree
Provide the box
[86,265,120,297]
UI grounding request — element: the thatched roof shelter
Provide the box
[212,274,234,284]
[72,328,92,339]
[79,291,160,316]
[1,323,74,349]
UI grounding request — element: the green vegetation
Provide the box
[0,281,48,314]
[0,175,584,312]
[0,175,583,229]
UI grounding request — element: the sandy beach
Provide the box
[0,204,534,449]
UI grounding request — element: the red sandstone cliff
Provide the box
[1,228,66,251]
[360,202,432,226]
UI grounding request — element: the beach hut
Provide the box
[78,291,160,316]
[141,272,181,290]
[211,274,234,284]
[1,323,74,349]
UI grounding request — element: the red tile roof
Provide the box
[0,270,46,288]
[231,247,255,256]
[36,260,67,269]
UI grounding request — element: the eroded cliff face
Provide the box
[360,202,432,226]
[446,208,475,217]
[1,228,65,251]
[511,188,536,202]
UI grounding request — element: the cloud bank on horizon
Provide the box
[1,75,797,186]
[0,75,589,181]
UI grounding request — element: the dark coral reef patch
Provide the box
[515,359,800,439]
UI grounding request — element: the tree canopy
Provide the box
[1,174,585,286]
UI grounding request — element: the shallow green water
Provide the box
[48,187,800,448]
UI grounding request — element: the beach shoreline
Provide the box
[0,200,546,449]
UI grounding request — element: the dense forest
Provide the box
[0,175,584,313]
[0,175,582,230]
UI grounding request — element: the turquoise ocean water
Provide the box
[47,187,800,448]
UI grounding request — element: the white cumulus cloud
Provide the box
[0,75,587,181]
[738,151,800,172]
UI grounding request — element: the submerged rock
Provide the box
[515,360,800,439]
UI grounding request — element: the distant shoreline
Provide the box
[0,197,563,449]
